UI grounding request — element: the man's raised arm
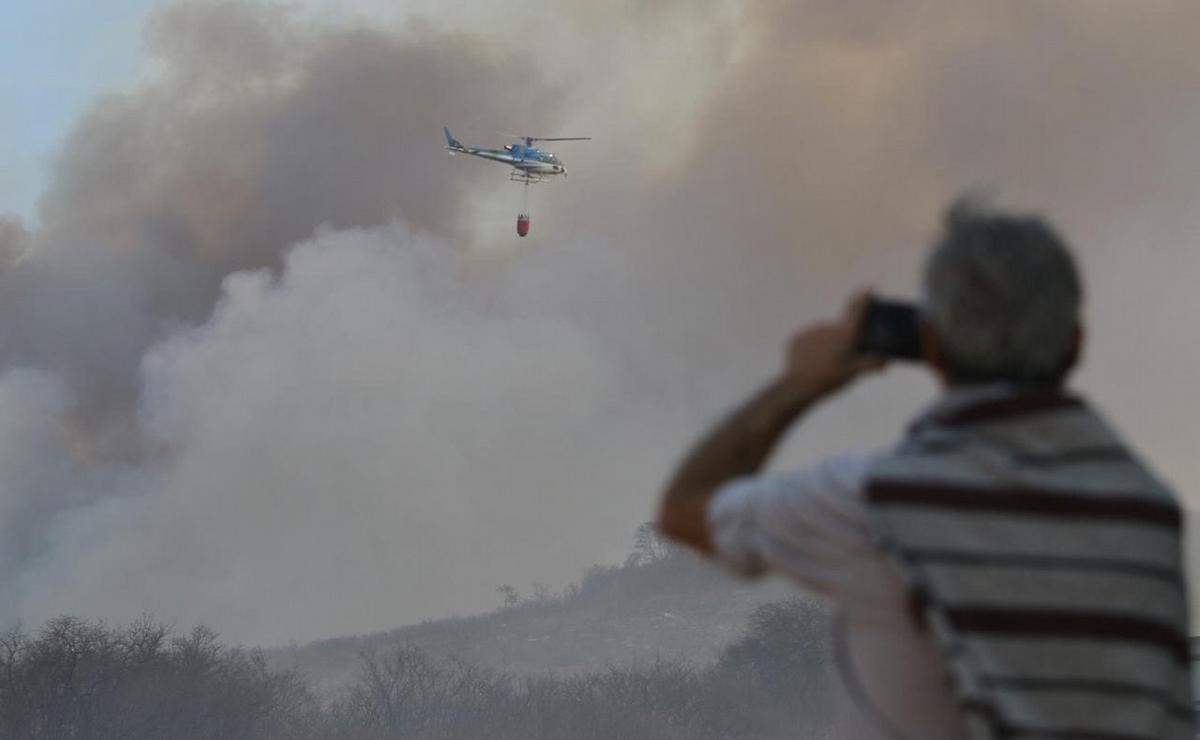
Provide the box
[656,292,882,554]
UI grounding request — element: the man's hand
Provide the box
[780,291,886,401]
[657,290,885,556]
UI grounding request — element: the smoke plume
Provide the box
[4,0,1200,642]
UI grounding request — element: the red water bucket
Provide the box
[516,213,530,237]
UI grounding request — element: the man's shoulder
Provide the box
[800,451,885,492]
[707,451,888,579]
[714,451,884,522]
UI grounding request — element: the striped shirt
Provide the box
[709,384,1193,740]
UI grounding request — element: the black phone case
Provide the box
[857,301,922,361]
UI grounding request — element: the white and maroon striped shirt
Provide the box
[710,384,1193,740]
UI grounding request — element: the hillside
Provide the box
[268,534,804,694]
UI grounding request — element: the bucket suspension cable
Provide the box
[516,179,532,237]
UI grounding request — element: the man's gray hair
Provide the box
[921,198,1083,383]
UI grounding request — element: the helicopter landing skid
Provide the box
[510,171,548,184]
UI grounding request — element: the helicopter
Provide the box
[443,128,591,237]
[443,128,590,184]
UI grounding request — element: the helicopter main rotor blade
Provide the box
[496,132,592,145]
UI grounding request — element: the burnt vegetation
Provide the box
[1,531,831,739]
[0,617,318,740]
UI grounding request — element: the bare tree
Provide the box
[495,585,520,609]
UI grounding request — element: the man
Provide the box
[658,200,1193,740]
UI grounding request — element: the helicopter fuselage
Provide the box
[447,143,566,176]
[443,129,573,182]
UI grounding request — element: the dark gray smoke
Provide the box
[8,1,560,445]
[4,0,1200,643]
[2,0,576,639]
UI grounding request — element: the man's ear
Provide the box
[919,319,951,384]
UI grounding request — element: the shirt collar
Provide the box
[910,382,1080,433]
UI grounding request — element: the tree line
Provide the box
[0,597,830,740]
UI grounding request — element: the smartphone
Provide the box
[857,299,922,361]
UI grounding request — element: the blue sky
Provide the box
[1,1,161,223]
[0,1,447,224]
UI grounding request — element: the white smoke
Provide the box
[7,222,676,642]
